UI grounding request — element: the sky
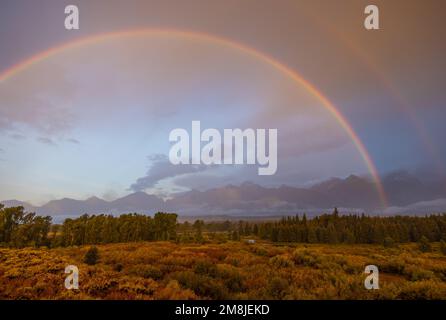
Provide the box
[0,0,445,205]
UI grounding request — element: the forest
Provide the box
[1,204,446,248]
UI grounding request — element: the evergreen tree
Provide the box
[84,246,99,265]
[333,207,339,217]
[326,223,338,244]
[253,224,259,236]
[193,220,204,243]
[307,227,317,243]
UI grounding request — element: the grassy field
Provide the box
[1,241,446,299]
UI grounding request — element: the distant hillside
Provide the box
[2,171,446,217]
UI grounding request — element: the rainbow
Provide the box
[0,28,388,207]
[305,8,445,178]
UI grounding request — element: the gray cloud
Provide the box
[129,154,209,192]
[67,138,80,144]
[9,133,26,140]
[0,62,77,144]
[37,137,56,146]
[0,91,74,135]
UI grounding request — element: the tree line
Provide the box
[55,212,178,246]
[0,204,177,247]
[2,204,446,248]
[246,208,446,244]
[0,205,51,247]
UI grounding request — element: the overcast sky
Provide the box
[0,0,445,204]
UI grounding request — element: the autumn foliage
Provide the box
[1,241,446,299]
[1,205,446,299]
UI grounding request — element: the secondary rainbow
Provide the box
[0,28,388,207]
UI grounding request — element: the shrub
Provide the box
[84,246,99,265]
[440,240,446,255]
[383,236,396,248]
[418,236,431,253]
[129,265,163,280]
[404,265,434,281]
[381,257,405,275]
[397,280,446,299]
[217,264,245,292]
[113,263,123,272]
[292,249,318,267]
[154,280,197,299]
[194,260,218,277]
[269,255,294,268]
[249,246,269,257]
[173,271,229,299]
[267,277,289,299]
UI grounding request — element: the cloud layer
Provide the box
[129,154,209,192]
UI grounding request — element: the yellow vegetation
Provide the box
[1,241,446,299]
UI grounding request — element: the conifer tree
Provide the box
[84,246,99,265]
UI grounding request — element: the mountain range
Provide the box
[2,171,446,219]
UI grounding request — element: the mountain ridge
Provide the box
[2,172,446,217]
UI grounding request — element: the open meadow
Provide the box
[1,241,446,300]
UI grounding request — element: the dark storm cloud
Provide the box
[129,154,209,192]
